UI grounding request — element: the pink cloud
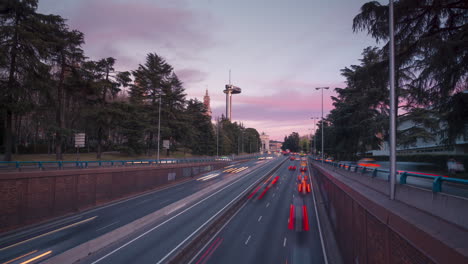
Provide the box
[249,78,346,93]
[63,0,216,69]
[210,88,336,140]
[176,68,208,84]
[237,89,335,112]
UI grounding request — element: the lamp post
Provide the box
[157,91,163,163]
[311,117,318,156]
[315,87,329,163]
[216,117,219,157]
[389,0,397,200]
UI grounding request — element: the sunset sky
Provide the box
[38,0,381,141]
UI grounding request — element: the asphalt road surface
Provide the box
[0,157,280,264]
[194,157,325,264]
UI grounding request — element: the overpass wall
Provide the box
[312,163,467,264]
[0,162,228,233]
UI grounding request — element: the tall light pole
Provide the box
[157,92,163,163]
[315,87,329,163]
[216,117,219,157]
[389,0,397,200]
[311,117,318,156]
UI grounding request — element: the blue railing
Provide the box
[0,154,270,171]
[310,157,468,194]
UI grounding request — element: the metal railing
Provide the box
[310,157,468,194]
[0,154,271,172]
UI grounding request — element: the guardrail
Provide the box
[0,154,272,171]
[309,157,468,193]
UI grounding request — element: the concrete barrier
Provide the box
[311,162,468,264]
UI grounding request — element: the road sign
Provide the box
[75,133,86,148]
[163,140,170,149]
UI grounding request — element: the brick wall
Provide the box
[0,162,227,233]
[312,165,467,264]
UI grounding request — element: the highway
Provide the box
[0,157,280,264]
[193,157,325,264]
[80,157,286,264]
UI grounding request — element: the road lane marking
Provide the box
[266,202,270,208]
[91,159,282,264]
[159,199,170,205]
[0,215,83,245]
[273,193,276,197]
[0,216,97,251]
[19,250,52,264]
[189,202,249,264]
[136,199,150,205]
[245,235,251,245]
[200,238,223,264]
[2,250,37,264]
[155,161,284,264]
[195,237,220,264]
[258,216,262,222]
[165,203,186,215]
[283,237,287,247]
[308,162,329,264]
[95,221,119,232]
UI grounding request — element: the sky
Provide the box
[38,0,381,141]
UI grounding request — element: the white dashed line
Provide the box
[258,216,262,222]
[283,237,287,247]
[136,199,150,205]
[266,202,270,208]
[96,221,119,232]
[159,199,170,205]
[245,235,251,245]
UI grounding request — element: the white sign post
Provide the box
[75,133,86,160]
[163,140,170,149]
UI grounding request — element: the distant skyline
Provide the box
[38,0,382,141]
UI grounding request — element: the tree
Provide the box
[353,0,468,144]
[184,99,215,155]
[49,23,85,160]
[132,53,188,156]
[243,128,260,154]
[282,132,300,152]
[81,58,130,159]
[0,0,64,160]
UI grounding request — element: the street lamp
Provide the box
[315,87,329,163]
[389,0,397,200]
[157,91,164,163]
[310,117,319,156]
[216,117,220,157]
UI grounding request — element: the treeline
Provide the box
[281,132,310,153]
[312,0,467,160]
[0,0,261,160]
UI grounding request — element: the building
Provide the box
[269,141,282,152]
[370,119,468,156]
[260,132,270,153]
[203,89,212,117]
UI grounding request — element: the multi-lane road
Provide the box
[0,156,326,264]
[0,158,280,264]
[195,157,325,264]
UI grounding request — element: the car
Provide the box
[290,157,295,161]
[299,166,307,172]
[288,165,297,170]
[358,158,380,168]
[297,175,311,195]
[288,197,310,232]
